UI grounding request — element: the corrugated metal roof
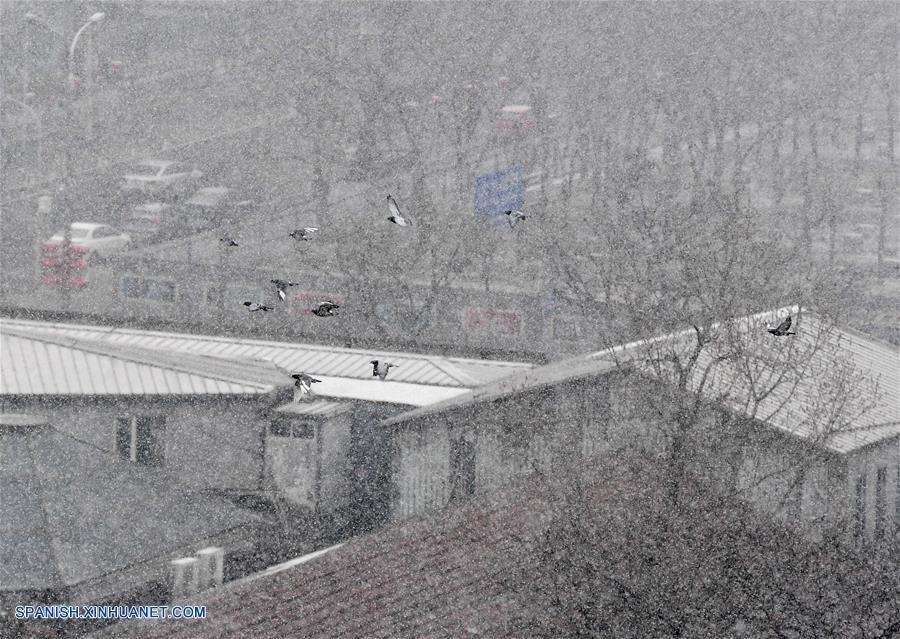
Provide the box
[385,307,900,454]
[385,355,618,427]
[587,307,900,454]
[0,327,287,396]
[274,400,352,418]
[0,319,533,389]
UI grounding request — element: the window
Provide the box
[875,467,886,541]
[269,419,315,439]
[116,415,165,466]
[854,473,867,540]
[121,276,176,302]
[449,438,476,503]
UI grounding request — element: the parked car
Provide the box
[120,160,203,199]
[46,222,132,260]
[181,186,255,229]
[496,105,535,138]
[122,202,178,245]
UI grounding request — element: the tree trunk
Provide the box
[876,171,889,277]
[809,120,819,167]
[792,116,800,156]
[772,119,785,205]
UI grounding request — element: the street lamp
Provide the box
[67,12,106,92]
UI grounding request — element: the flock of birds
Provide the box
[217,194,526,387]
[217,191,794,388]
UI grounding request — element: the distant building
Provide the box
[0,414,262,638]
[0,318,532,537]
[383,308,900,547]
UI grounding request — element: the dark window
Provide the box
[136,415,165,466]
[854,474,867,540]
[875,467,886,541]
[270,419,292,437]
[270,419,315,439]
[116,417,132,460]
[121,276,147,299]
[116,415,165,466]
[449,438,476,503]
[293,422,315,439]
[144,280,176,302]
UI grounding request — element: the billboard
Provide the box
[474,166,525,227]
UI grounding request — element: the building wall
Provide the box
[0,395,276,493]
[389,370,675,521]
[845,439,900,545]
[264,410,352,516]
[387,369,899,551]
[318,412,352,516]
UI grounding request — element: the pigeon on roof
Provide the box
[503,210,526,227]
[289,228,319,241]
[220,237,239,247]
[292,373,322,394]
[271,279,298,302]
[387,194,411,226]
[312,301,340,317]
[243,301,273,312]
[767,314,796,336]
[371,359,398,380]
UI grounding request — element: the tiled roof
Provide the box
[0,319,533,405]
[1,417,261,592]
[90,482,554,639]
[274,400,352,418]
[0,326,288,396]
[386,307,900,454]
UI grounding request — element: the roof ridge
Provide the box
[0,318,532,368]
[0,326,278,391]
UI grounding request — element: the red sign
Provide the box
[463,307,522,336]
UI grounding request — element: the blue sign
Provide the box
[474,166,525,227]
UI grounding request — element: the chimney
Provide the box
[170,557,200,599]
[195,547,225,590]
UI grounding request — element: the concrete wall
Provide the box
[1,395,276,493]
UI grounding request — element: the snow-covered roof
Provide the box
[0,319,532,406]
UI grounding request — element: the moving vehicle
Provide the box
[181,186,255,229]
[45,222,132,259]
[122,202,178,245]
[120,160,203,198]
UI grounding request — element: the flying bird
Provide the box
[504,209,526,227]
[289,228,318,241]
[312,300,340,317]
[243,301,273,312]
[370,359,398,380]
[271,279,298,302]
[387,194,411,226]
[767,314,796,336]
[220,237,239,247]
[291,373,322,394]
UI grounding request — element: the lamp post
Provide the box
[67,12,106,93]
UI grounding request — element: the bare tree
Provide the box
[523,459,900,639]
